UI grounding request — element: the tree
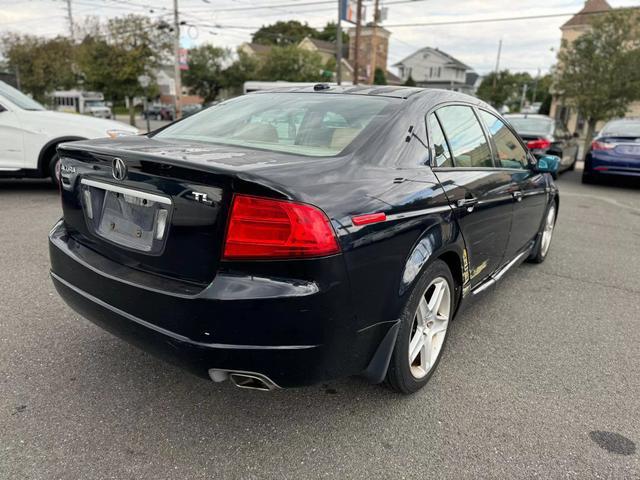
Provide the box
[223,49,260,93]
[258,46,325,82]
[373,67,387,85]
[77,15,172,125]
[1,34,76,102]
[315,22,349,44]
[252,21,317,46]
[556,11,640,152]
[182,45,229,103]
[404,74,416,87]
[477,70,529,110]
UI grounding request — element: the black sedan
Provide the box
[505,113,579,177]
[50,86,559,394]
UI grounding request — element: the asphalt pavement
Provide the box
[1,167,639,479]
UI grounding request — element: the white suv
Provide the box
[0,81,138,184]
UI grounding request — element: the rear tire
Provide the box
[528,202,557,264]
[385,260,455,394]
[48,153,60,188]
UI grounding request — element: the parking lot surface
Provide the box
[1,169,638,479]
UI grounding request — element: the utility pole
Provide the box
[336,0,342,85]
[173,0,182,120]
[492,38,502,93]
[353,0,362,85]
[520,83,528,112]
[531,67,541,105]
[66,0,74,39]
[369,0,380,84]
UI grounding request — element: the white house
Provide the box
[393,47,477,94]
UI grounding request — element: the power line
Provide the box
[186,0,428,13]
[381,8,632,28]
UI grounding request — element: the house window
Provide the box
[429,67,433,77]
[437,67,441,78]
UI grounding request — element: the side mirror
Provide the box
[0,104,6,113]
[534,155,560,175]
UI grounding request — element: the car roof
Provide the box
[251,85,428,99]
[249,86,495,113]
[504,113,553,120]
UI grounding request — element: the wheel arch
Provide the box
[398,220,464,292]
[37,136,86,177]
[363,226,465,385]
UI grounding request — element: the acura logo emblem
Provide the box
[112,158,127,181]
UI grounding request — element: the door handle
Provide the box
[512,191,523,202]
[456,197,478,212]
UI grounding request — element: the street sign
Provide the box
[179,48,189,71]
[340,0,358,24]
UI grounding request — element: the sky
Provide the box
[1,0,638,76]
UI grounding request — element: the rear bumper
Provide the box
[586,153,640,177]
[49,221,392,387]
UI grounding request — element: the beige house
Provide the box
[298,37,355,82]
[550,0,640,136]
[240,33,401,85]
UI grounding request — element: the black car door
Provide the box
[478,110,548,258]
[427,105,514,287]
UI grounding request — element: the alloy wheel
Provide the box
[540,205,556,257]
[408,277,451,379]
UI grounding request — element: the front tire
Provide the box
[385,260,455,394]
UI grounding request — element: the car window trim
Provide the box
[424,101,498,171]
[476,107,531,170]
[428,111,454,168]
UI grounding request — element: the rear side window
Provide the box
[480,111,528,169]
[436,105,493,168]
[428,113,453,167]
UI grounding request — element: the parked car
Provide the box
[142,104,163,120]
[49,87,559,394]
[159,105,175,121]
[182,103,203,117]
[0,81,138,185]
[505,114,579,177]
[583,118,640,183]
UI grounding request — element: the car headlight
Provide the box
[106,129,139,139]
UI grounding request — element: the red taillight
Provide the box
[222,194,340,260]
[526,139,551,150]
[591,140,615,151]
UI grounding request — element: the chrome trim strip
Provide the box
[471,249,530,295]
[80,178,172,205]
[472,278,495,295]
[492,249,530,282]
[50,271,318,351]
[386,205,452,221]
[522,190,546,197]
[476,195,513,206]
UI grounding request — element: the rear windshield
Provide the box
[601,120,640,137]
[154,93,399,157]
[505,116,553,136]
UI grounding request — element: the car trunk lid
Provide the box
[56,138,261,285]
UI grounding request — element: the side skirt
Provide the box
[470,245,533,296]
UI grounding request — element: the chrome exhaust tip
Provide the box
[208,369,279,391]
